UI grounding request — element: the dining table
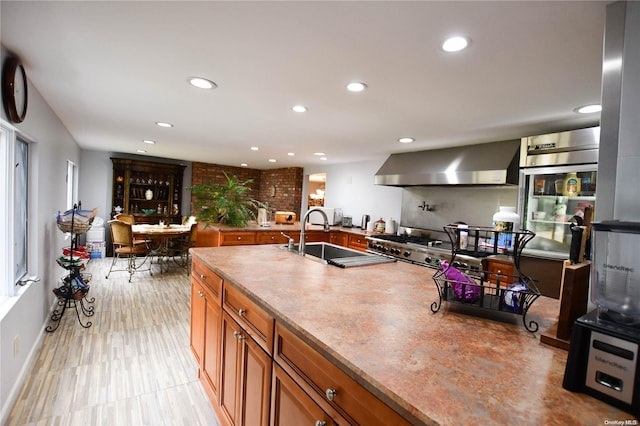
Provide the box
[132,223,192,272]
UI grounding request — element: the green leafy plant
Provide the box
[189,172,265,227]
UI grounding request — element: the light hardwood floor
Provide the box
[7,257,220,426]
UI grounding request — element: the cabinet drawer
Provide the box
[347,234,368,251]
[256,232,289,245]
[223,283,274,355]
[192,257,223,303]
[274,323,412,426]
[220,231,256,246]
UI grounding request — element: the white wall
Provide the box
[305,159,403,228]
[1,46,81,422]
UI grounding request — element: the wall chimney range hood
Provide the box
[374,139,520,187]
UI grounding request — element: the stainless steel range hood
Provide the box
[374,139,520,186]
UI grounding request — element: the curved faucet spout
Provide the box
[299,208,330,255]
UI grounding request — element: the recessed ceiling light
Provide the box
[574,104,602,114]
[292,105,307,113]
[188,77,217,89]
[268,159,277,163]
[156,121,173,128]
[314,152,326,156]
[251,146,259,151]
[442,36,471,52]
[137,149,147,153]
[320,157,327,161]
[398,137,415,144]
[346,82,367,92]
[240,163,248,167]
[143,139,156,144]
[288,152,295,156]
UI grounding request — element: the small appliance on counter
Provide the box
[361,214,370,230]
[275,211,296,224]
[308,207,343,225]
[563,221,640,415]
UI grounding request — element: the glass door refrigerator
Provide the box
[518,126,599,257]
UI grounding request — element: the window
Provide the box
[1,119,30,299]
[66,160,78,210]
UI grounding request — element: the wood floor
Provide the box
[6,257,220,426]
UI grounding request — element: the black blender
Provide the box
[563,221,640,415]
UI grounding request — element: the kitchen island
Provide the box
[190,244,631,425]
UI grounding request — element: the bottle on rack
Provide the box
[492,206,520,249]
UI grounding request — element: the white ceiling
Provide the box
[1,1,606,169]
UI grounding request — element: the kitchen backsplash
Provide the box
[400,186,518,231]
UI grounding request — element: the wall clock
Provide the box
[2,56,28,123]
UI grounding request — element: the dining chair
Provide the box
[106,220,152,282]
[170,223,198,274]
[115,213,150,247]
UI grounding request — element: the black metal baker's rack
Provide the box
[46,203,96,332]
[431,225,541,332]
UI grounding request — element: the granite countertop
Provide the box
[191,245,632,425]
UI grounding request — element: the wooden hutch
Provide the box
[111,158,186,224]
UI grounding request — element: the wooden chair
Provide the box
[115,213,149,246]
[170,223,197,274]
[106,220,152,282]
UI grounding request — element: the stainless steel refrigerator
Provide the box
[518,126,599,258]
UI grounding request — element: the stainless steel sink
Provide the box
[282,242,397,268]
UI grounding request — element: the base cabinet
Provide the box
[190,259,223,404]
[191,257,414,426]
[271,363,336,426]
[220,311,272,426]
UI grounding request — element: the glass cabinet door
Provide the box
[521,167,596,254]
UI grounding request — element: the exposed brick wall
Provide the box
[190,162,303,218]
[258,168,304,217]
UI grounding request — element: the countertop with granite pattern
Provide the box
[191,245,633,425]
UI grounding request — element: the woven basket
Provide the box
[56,208,97,233]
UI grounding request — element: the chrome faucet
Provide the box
[299,207,330,255]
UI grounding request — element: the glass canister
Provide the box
[591,221,640,324]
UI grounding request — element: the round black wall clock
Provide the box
[2,56,28,123]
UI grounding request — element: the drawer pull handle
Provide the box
[197,291,204,297]
[238,308,246,316]
[325,388,337,401]
[315,422,327,426]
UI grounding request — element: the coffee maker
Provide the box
[563,221,640,415]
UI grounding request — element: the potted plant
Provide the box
[189,172,265,227]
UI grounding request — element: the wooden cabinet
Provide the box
[220,231,257,246]
[329,231,347,247]
[303,230,329,243]
[347,234,368,252]
[484,256,516,284]
[111,158,186,224]
[191,256,413,426]
[223,282,274,355]
[271,363,336,426]
[190,258,223,404]
[274,323,412,426]
[220,311,272,426]
[256,231,290,245]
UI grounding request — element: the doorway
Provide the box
[308,173,325,207]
